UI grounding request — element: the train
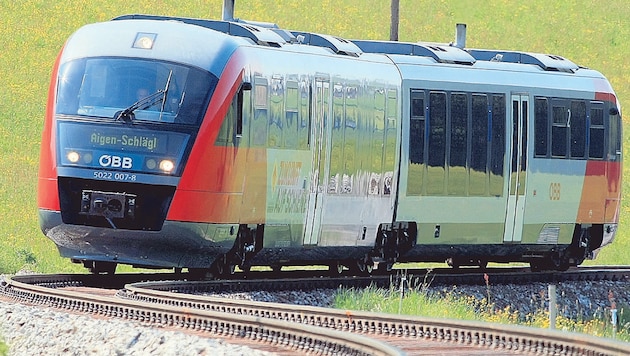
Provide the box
[38,9,622,276]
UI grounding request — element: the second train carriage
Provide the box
[38,14,622,274]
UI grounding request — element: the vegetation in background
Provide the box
[0,2,627,349]
[0,1,628,274]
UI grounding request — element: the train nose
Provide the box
[81,190,135,220]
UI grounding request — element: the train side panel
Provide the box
[394,58,621,266]
[231,46,402,259]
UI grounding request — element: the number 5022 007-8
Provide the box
[93,171,137,181]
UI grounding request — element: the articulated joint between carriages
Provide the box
[359,222,417,273]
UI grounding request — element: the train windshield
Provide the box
[56,57,218,125]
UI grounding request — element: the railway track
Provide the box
[2,267,630,355]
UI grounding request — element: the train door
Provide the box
[504,94,529,243]
[605,106,622,222]
[303,78,330,245]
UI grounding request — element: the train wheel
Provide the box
[355,259,366,273]
[530,251,569,272]
[356,257,374,275]
[446,258,460,269]
[209,253,236,277]
[329,262,344,276]
[213,261,235,276]
[365,262,374,274]
[529,261,541,272]
[549,251,570,271]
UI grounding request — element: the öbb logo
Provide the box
[99,155,133,169]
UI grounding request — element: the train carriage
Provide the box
[387,47,622,270]
[38,13,621,275]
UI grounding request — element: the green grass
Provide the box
[0,1,628,274]
[333,274,630,342]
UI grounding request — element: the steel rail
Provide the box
[1,276,403,356]
[123,279,630,356]
[6,265,629,289]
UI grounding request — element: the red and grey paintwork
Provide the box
[38,14,621,274]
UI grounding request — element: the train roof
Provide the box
[113,14,587,75]
[113,14,365,57]
[114,14,291,48]
[352,39,581,73]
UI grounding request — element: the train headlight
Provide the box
[159,159,175,173]
[133,32,156,50]
[65,150,93,165]
[146,158,157,170]
[67,151,80,163]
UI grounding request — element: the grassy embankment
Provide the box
[0,0,628,348]
[334,272,630,341]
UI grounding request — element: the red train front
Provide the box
[38,17,255,274]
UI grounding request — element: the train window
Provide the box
[254,79,268,108]
[469,94,489,196]
[450,93,468,168]
[216,95,236,145]
[534,98,549,157]
[341,86,360,194]
[570,100,587,158]
[252,77,268,147]
[551,101,568,157]
[408,89,425,196]
[448,93,468,195]
[371,89,386,195]
[284,82,299,149]
[589,105,605,159]
[521,99,528,174]
[343,86,359,194]
[268,77,283,148]
[489,94,505,197]
[411,92,425,118]
[298,80,310,150]
[330,83,344,194]
[241,84,252,146]
[217,83,251,146]
[383,89,398,195]
[427,91,447,195]
[609,105,622,162]
[56,57,217,125]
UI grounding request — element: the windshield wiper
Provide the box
[115,90,165,122]
[115,70,173,123]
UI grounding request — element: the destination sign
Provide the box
[90,132,160,151]
[58,122,170,154]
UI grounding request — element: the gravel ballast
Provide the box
[1,275,628,355]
